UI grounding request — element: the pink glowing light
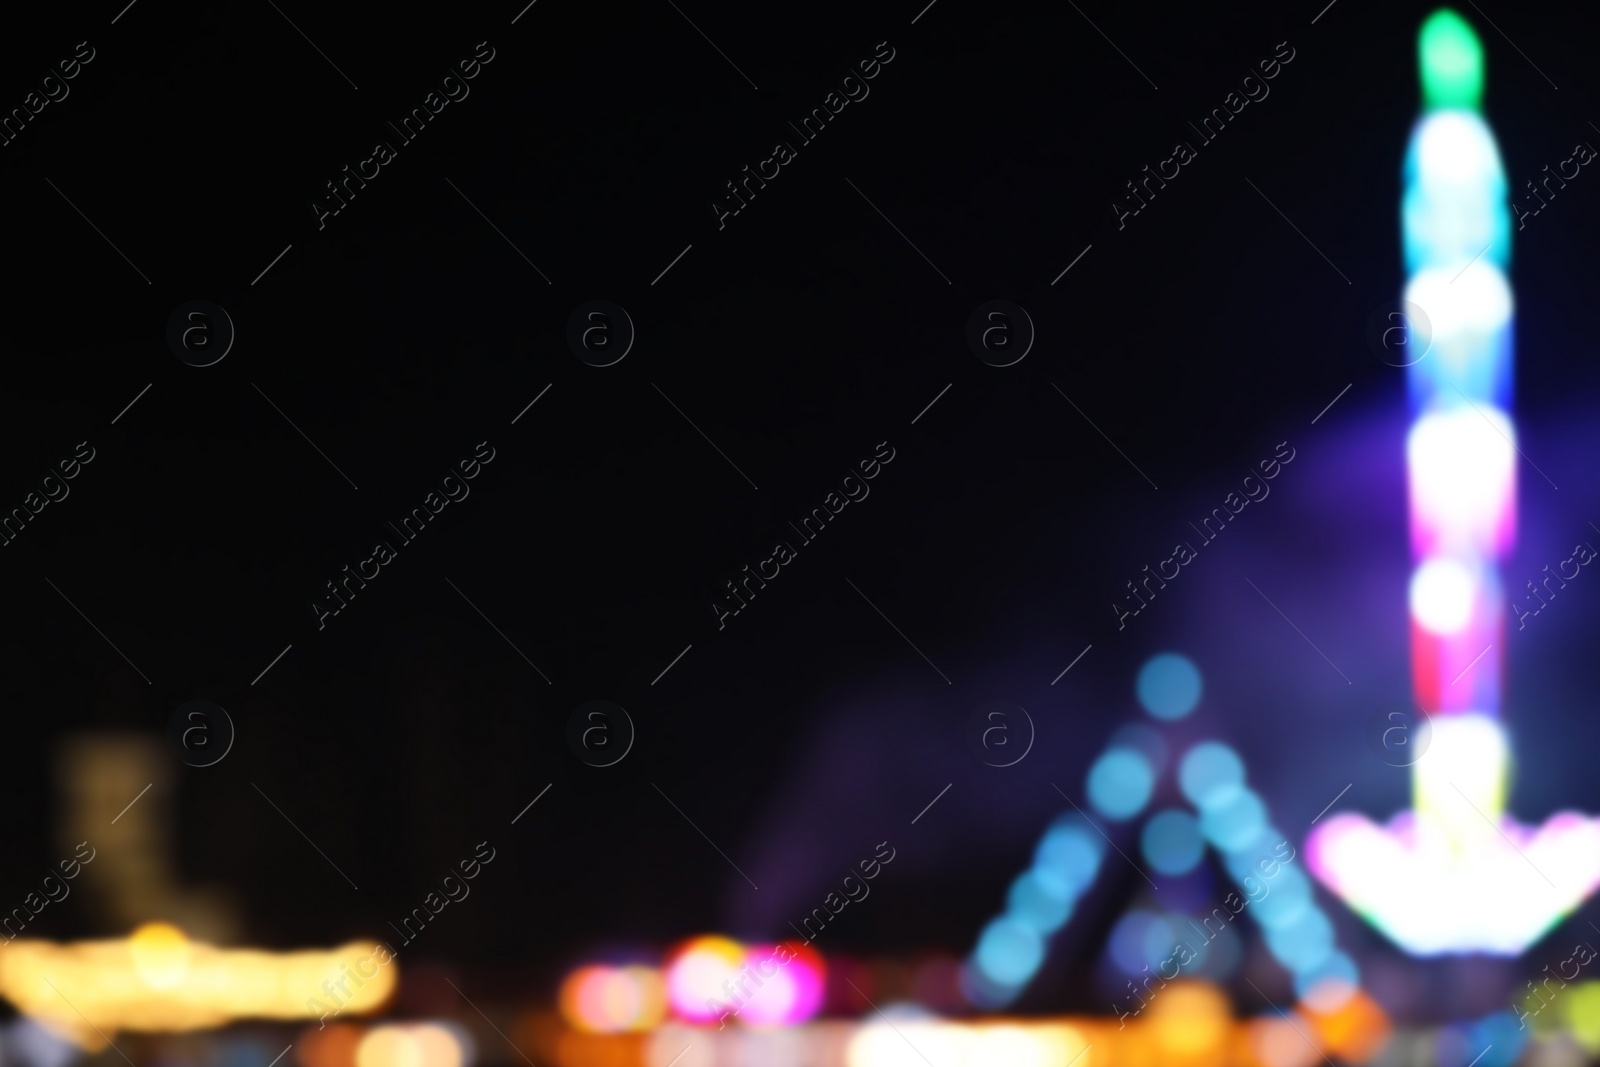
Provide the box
[736,943,826,1028]
[664,936,745,1024]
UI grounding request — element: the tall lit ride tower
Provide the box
[1306,9,1600,955]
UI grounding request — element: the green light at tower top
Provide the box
[1419,8,1485,110]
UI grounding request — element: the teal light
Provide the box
[1086,747,1155,821]
[1136,652,1203,720]
[1178,741,1244,808]
[1141,808,1205,875]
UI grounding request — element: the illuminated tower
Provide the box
[1306,9,1600,955]
[1401,4,1517,886]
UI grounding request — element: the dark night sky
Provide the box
[0,0,1599,1022]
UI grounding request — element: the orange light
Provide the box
[554,1030,646,1067]
[296,1023,364,1067]
[1147,980,1231,1061]
[559,965,667,1033]
[1301,984,1392,1063]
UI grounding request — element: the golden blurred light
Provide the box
[357,1027,420,1067]
[1147,980,1231,1060]
[354,1025,466,1067]
[130,922,191,990]
[561,965,667,1033]
[0,935,397,1050]
[1034,1023,1090,1067]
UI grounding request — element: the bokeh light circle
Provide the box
[1142,809,1205,875]
[1109,911,1161,976]
[559,964,667,1033]
[1198,785,1267,852]
[737,942,825,1027]
[1006,871,1073,936]
[664,935,745,1023]
[1033,817,1104,896]
[1086,747,1155,821]
[973,916,1044,986]
[1178,742,1244,808]
[1136,653,1203,720]
[1410,558,1477,634]
[355,1025,466,1067]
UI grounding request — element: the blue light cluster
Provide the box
[961,812,1106,1007]
[1179,741,1360,997]
[1086,747,1155,821]
[961,653,1364,1012]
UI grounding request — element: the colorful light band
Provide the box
[1305,8,1600,956]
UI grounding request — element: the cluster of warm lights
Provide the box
[558,934,826,1033]
[545,979,1392,1067]
[0,923,396,1049]
[354,1024,470,1067]
[664,935,824,1027]
[298,1021,472,1067]
[558,965,667,1033]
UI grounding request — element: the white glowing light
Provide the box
[664,937,744,1022]
[846,1020,966,1067]
[1409,559,1478,633]
[1403,265,1513,405]
[1413,713,1508,830]
[1413,112,1503,189]
[1307,807,1600,955]
[1406,405,1516,557]
[1404,112,1508,273]
[1404,265,1511,339]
